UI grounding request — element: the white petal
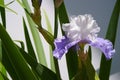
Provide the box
[62,14,100,41]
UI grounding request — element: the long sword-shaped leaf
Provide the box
[18,46,58,80]
[43,3,61,79]
[0,0,6,27]
[22,0,47,67]
[0,63,9,80]
[0,4,17,14]
[16,0,25,9]
[0,1,7,79]
[0,42,5,80]
[0,73,4,80]
[0,40,2,62]
[0,41,6,80]
[0,23,37,80]
[23,18,37,61]
[2,45,21,80]
[58,2,78,79]
[43,9,55,72]
[99,0,120,80]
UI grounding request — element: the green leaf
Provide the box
[54,2,59,38]
[16,0,26,9]
[0,73,4,80]
[99,0,120,80]
[0,0,6,27]
[5,0,15,6]
[58,2,78,79]
[0,23,37,80]
[88,46,92,61]
[0,72,9,80]
[43,9,55,72]
[20,0,31,13]
[0,63,8,80]
[36,64,58,80]
[0,1,7,79]
[0,40,2,61]
[2,46,21,80]
[18,46,58,80]
[43,7,61,79]
[23,18,37,61]
[0,3,17,14]
[22,0,47,67]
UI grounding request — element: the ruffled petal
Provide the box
[53,36,79,59]
[89,38,115,59]
[62,14,100,41]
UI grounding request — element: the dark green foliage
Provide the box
[99,0,120,80]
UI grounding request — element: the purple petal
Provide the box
[53,36,79,59]
[89,38,115,59]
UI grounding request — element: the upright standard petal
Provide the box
[62,14,100,41]
[53,36,79,59]
[89,38,115,59]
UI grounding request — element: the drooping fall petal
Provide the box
[89,38,115,59]
[53,36,79,59]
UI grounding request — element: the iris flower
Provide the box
[53,14,115,60]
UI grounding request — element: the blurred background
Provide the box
[2,0,120,80]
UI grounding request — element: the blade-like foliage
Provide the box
[0,73,4,80]
[18,46,58,80]
[0,2,17,14]
[43,9,55,72]
[99,0,120,80]
[0,1,7,79]
[0,23,37,80]
[23,18,37,61]
[22,0,47,67]
[0,63,9,80]
[2,46,21,80]
[0,40,2,61]
[0,0,6,27]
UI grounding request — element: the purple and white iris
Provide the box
[53,14,115,59]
